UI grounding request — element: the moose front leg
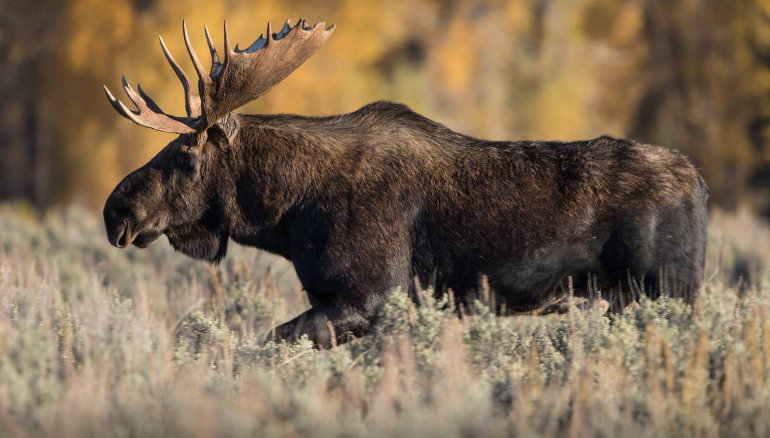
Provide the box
[265,304,373,348]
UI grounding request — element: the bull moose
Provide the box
[103,19,709,347]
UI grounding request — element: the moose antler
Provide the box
[104,19,335,134]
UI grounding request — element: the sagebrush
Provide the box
[0,204,769,437]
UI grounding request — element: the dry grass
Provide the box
[1,203,769,437]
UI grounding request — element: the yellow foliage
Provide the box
[2,0,770,212]
[63,0,135,74]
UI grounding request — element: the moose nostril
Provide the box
[116,220,129,248]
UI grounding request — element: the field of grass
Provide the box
[1,203,770,437]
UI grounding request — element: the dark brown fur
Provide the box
[104,101,709,347]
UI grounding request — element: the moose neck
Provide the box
[223,114,329,259]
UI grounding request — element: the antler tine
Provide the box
[102,79,196,134]
[223,20,232,56]
[137,84,164,114]
[158,35,201,118]
[204,24,222,76]
[121,76,148,110]
[182,20,213,87]
[103,85,133,119]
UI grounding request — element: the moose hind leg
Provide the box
[650,190,708,306]
[600,191,708,309]
[599,222,656,311]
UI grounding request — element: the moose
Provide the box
[103,19,709,347]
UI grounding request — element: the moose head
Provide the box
[102,20,334,262]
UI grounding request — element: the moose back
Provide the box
[103,20,709,347]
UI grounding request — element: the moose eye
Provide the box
[175,151,196,170]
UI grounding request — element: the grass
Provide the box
[0,203,769,437]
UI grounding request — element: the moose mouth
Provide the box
[131,230,162,248]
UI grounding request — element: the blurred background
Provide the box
[2,0,770,215]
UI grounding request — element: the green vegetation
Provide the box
[0,204,768,436]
